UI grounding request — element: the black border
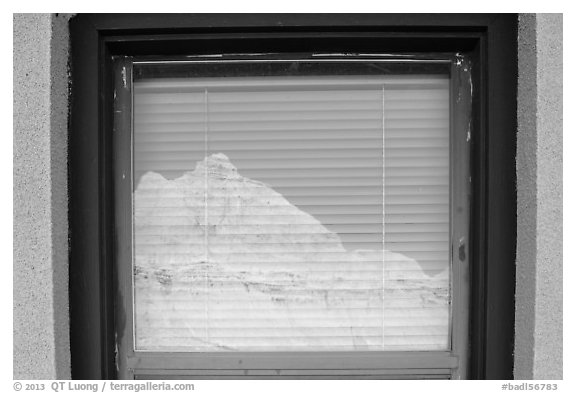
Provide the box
[69,14,518,380]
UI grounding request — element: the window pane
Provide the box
[132,68,450,352]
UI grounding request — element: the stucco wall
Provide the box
[13,13,71,379]
[515,13,563,380]
[12,13,563,380]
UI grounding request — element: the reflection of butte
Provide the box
[132,153,449,351]
[134,153,446,279]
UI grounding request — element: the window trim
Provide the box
[69,13,518,380]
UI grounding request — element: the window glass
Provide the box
[132,61,450,352]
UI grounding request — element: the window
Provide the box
[69,14,518,380]
[113,56,470,378]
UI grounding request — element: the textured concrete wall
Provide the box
[13,13,71,379]
[12,13,563,380]
[515,14,563,380]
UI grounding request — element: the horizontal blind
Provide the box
[133,75,450,352]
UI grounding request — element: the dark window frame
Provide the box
[68,13,518,380]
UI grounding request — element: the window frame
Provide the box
[113,54,469,379]
[68,13,518,380]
